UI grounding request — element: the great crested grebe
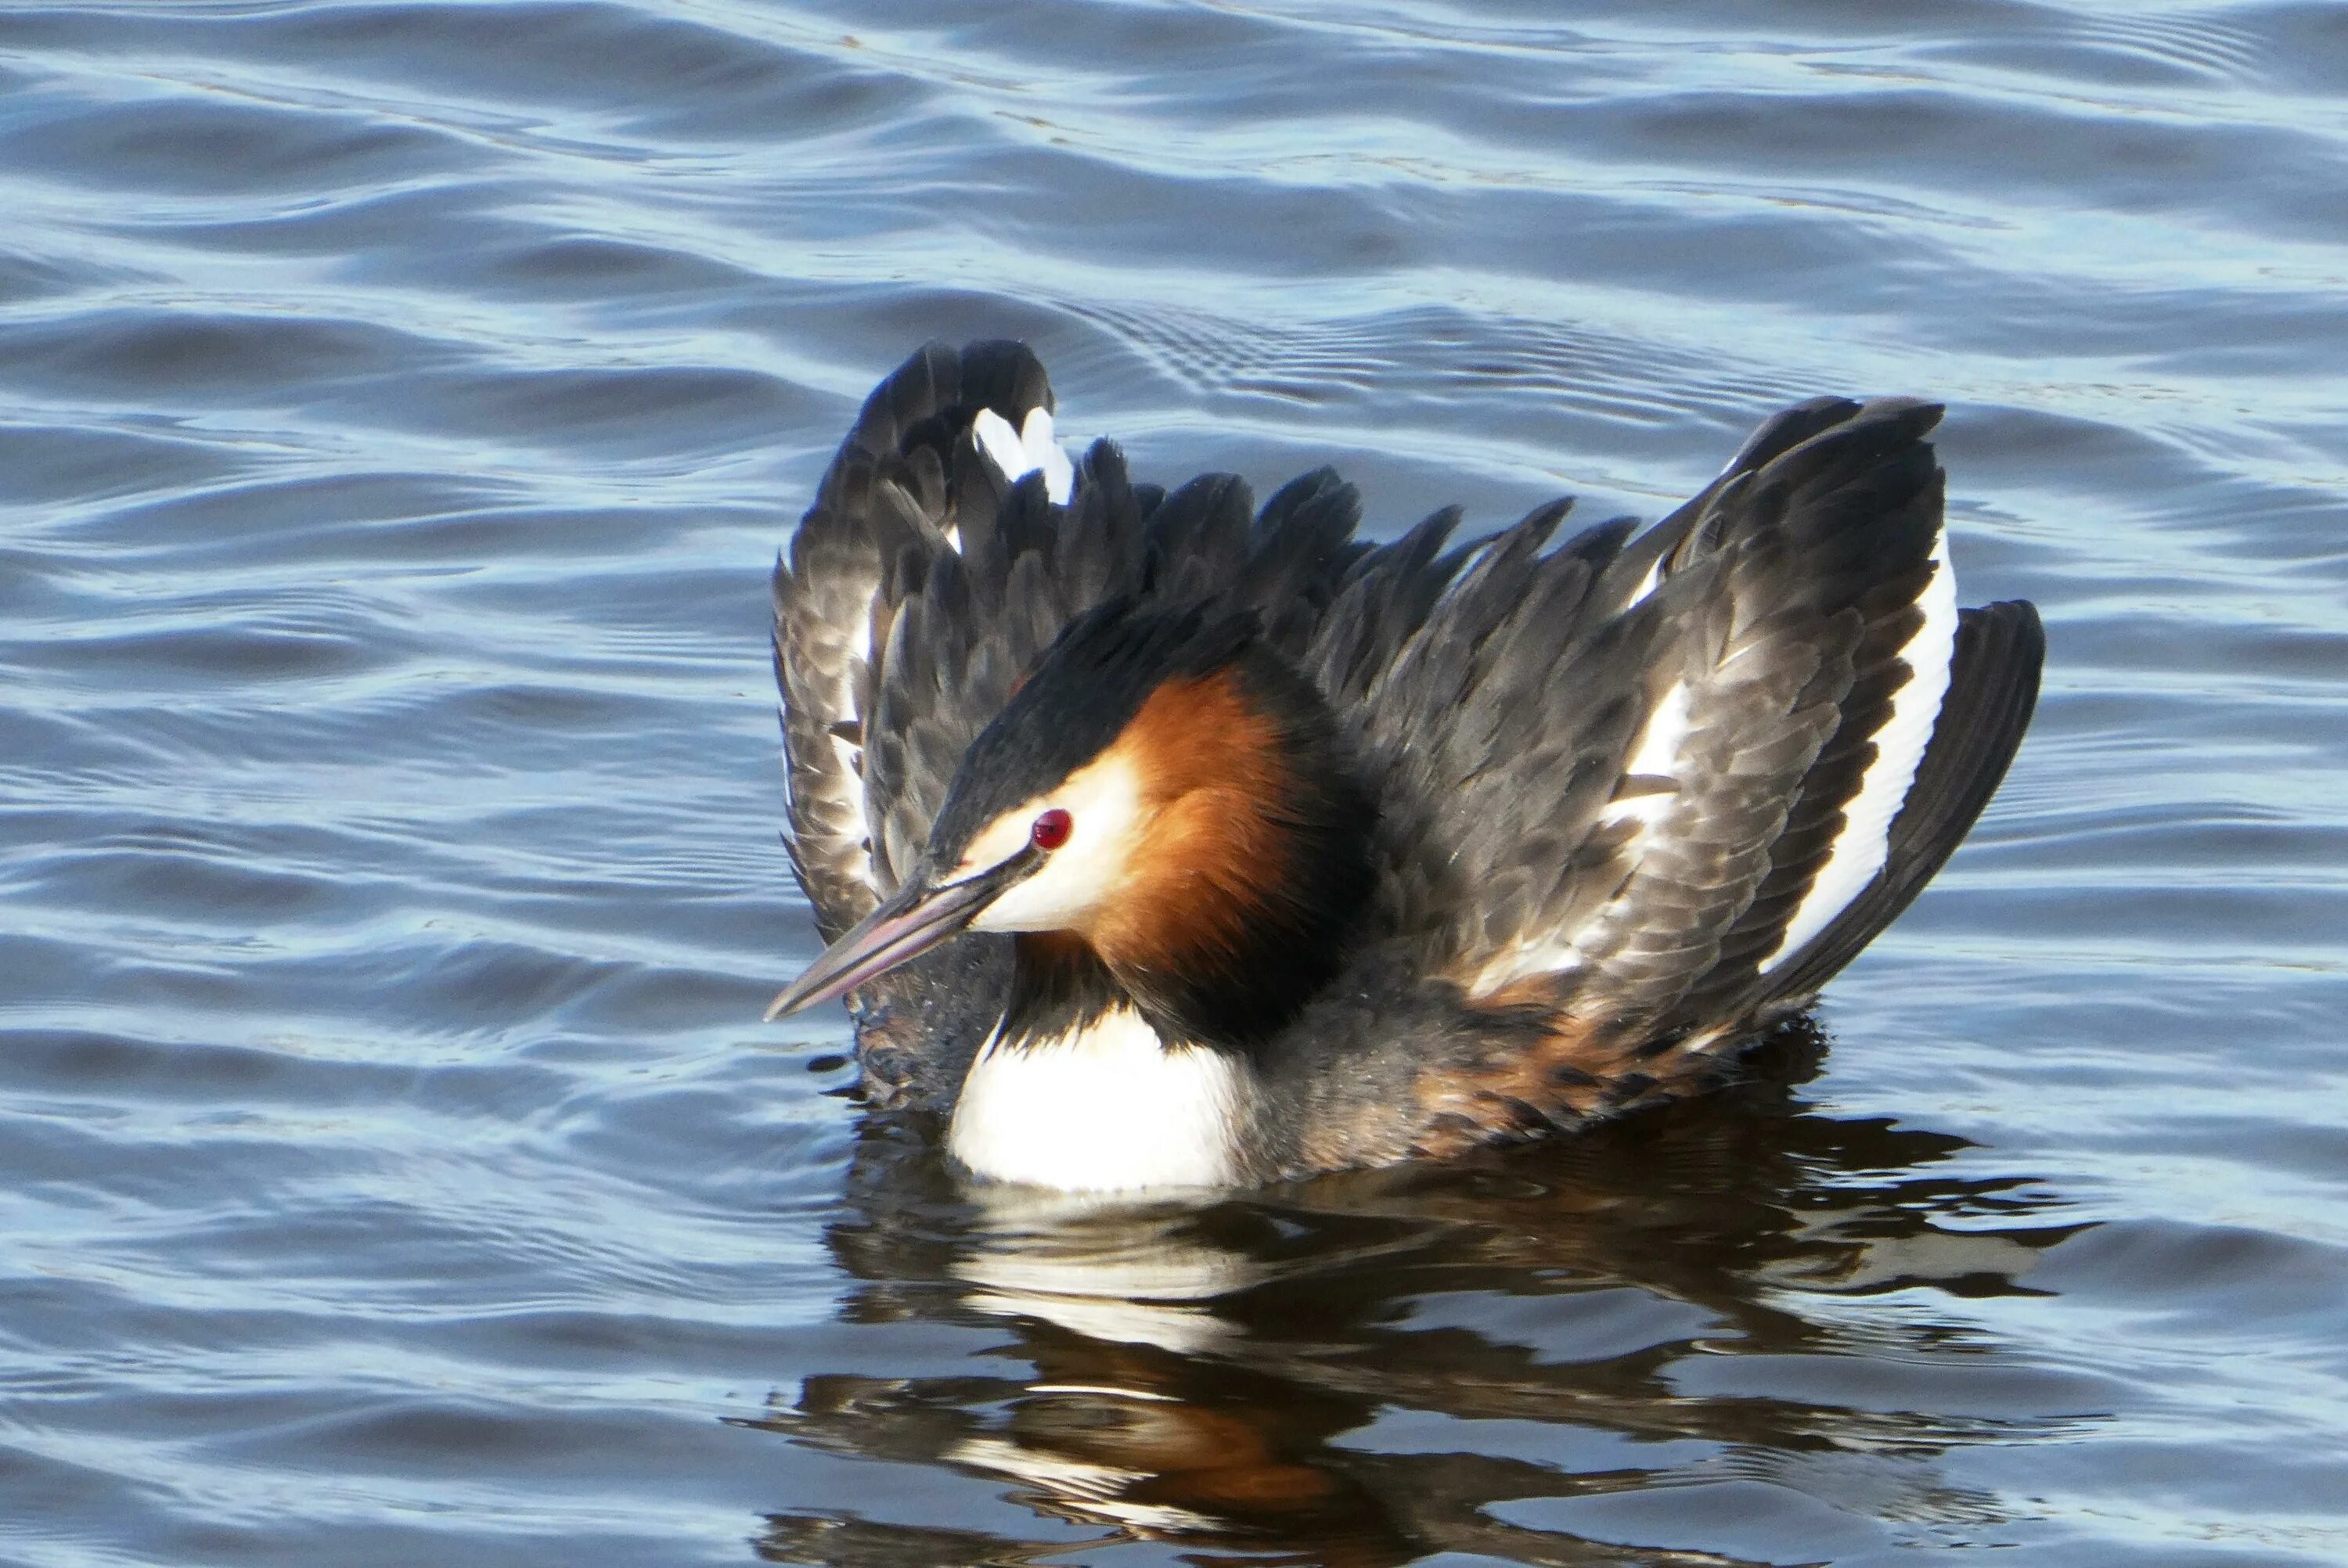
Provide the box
[766,341,2041,1192]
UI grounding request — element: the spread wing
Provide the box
[1323,398,1979,1043]
[775,340,1132,1106]
[779,344,1380,933]
[773,340,1067,938]
[775,343,1371,1106]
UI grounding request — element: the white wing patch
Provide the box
[974,406,1075,504]
[1598,680,1690,831]
[831,597,882,893]
[1473,679,1691,994]
[1759,530,1958,973]
[1627,553,1666,607]
[827,735,874,873]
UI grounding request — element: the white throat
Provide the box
[946,1009,1249,1192]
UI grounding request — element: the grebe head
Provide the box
[767,597,1377,1047]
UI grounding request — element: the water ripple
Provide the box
[3,2,2346,1564]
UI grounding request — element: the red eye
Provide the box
[1031,808,1072,851]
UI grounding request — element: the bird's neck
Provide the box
[949,909,1364,1192]
[1044,652,1380,1052]
[999,933,1138,1048]
[999,811,1371,1056]
[945,646,1381,1192]
[949,962,1252,1190]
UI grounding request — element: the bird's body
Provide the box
[769,342,2042,1192]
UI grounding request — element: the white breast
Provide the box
[946,1009,1249,1192]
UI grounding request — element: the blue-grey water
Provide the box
[5,3,2346,1564]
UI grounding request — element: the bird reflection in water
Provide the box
[745,1026,2089,1565]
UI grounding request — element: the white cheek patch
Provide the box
[956,809,1041,889]
[963,752,1149,933]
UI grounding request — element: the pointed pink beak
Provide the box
[764,848,1039,1020]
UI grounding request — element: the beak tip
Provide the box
[762,860,1018,1028]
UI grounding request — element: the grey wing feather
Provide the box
[779,343,1373,933]
[1325,399,1957,1040]
[1320,502,1655,973]
[1547,407,1946,1025]
[772,341,1056,937]
[1727,598,2042,1015]
[863,445,1151,885]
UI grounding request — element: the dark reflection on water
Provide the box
[752,1030,2087,1564]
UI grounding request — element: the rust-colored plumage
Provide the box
[1086,671,1291,982]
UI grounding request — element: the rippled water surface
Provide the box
[5,2,2347,1563]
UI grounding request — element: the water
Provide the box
[3,2,2345,1563]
